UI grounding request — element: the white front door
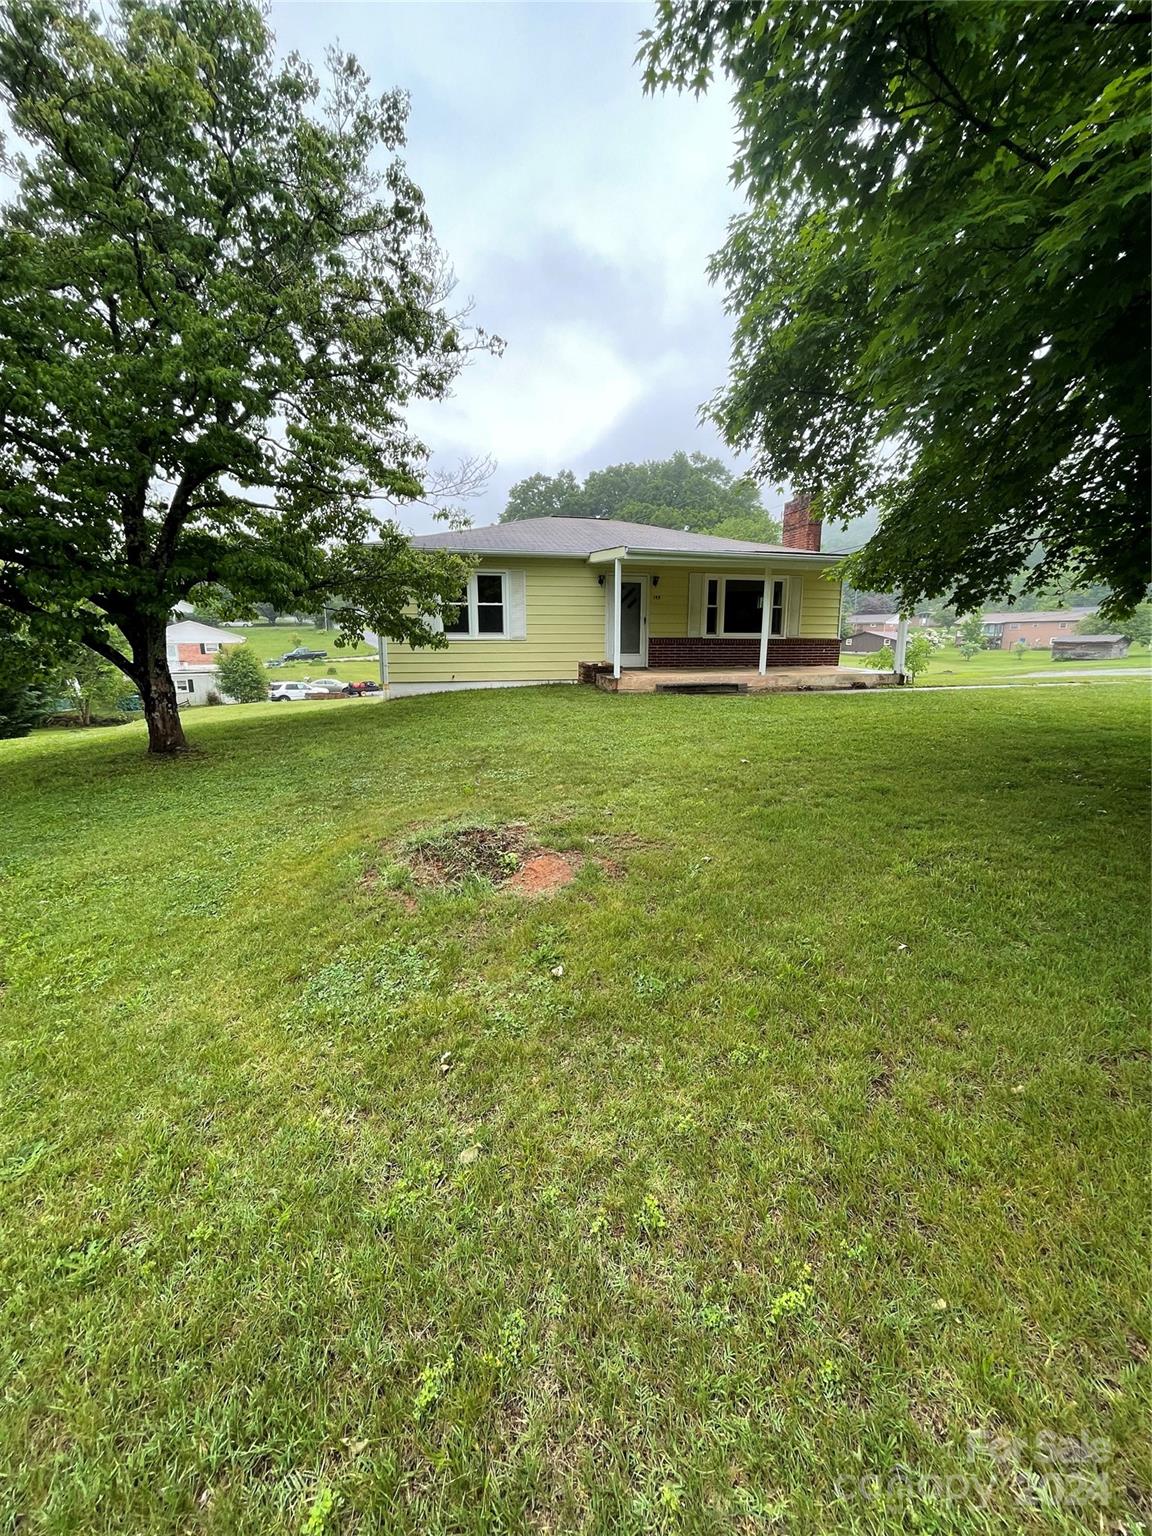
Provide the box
[619,578,647,667]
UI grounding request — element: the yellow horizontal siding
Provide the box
[798,569,842,638]
[646,568,691,638]
[388,558,602,682]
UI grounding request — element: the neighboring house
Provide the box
[841,629,896,654]
[981,608,1096,649]
[166,619,239,667]
[165,620,245,706]
[1051,634,1130,661]
[385,500,846,695]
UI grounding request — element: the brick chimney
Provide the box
[782,494,822,552]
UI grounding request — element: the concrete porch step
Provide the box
[594,665,896,694]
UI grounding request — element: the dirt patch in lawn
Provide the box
[504,852,578,897]
[405,822,534,887]
[379,821,620,898]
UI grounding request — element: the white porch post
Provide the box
[612,557,622,679]
[758,566,771,675]
[893,615,909,680]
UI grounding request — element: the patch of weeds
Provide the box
[694,1298,733,1334]
[633,971,674,1003]
[53,1237,117,1289]
[294,940,438,1029]
[637,1192,668,1238]
[364,1159,446,1233]
[817,1356,846,1400]
[412,1348,457,1421]
[300,1486,338,1536]
[401,821,532,888]
[527,924,566,970]
[768,1265,816,1327]
[481,1307,527,1369]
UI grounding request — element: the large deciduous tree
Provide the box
[642,2,1150,617]
[501,451,781,540]
[0,0,492,753]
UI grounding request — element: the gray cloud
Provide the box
[271,1,758,531]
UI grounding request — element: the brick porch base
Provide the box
[646,637,840,668]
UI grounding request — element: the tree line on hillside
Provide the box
[500,453,781,543]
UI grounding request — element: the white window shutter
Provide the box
[786,577,802,636]
[688,572,705,636]
[506,570,527,639]
[425,607,444,635]
[603,576,615,658]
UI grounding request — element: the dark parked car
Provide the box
[280,646,327,662]
[342,680,382,695]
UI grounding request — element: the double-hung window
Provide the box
[704,576,787,637]
[443,571,507,638]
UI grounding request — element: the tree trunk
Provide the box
[133,627,189,754]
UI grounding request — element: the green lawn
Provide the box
[228,623,380,682]
[843,641,1151,688]
[1,685,1148,1534]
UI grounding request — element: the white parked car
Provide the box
[269,680,312,702]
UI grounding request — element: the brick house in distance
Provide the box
[165,619,246,704]
[982,608,1096,650]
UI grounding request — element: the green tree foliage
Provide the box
[502,470,585,522]
[47,645,132,725]
[956,612,989,659]
[642,3,1150,617]
[501,453,781,541]
[0,0,490,753]
[862,631,936,682]
[0,629,51,738]
[214,643,269,703]
[1077,602,1152,646]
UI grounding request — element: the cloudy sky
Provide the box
[271,0,765,534]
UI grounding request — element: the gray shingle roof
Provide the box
[408,516,804,558]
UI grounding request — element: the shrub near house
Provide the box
[214,645,270,703]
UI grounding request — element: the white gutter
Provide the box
[585,547,838,569]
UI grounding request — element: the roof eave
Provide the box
[585,546,841,567]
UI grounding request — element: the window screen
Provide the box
[443,573,506,637]
[770,580,785,636]
[442,586,469,635]
[723,579,764,634]
[475,572,505,634]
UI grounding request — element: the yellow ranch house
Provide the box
[384,498,876,696]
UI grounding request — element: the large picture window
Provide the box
[443,571,507,638]
[704,576,787,637]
